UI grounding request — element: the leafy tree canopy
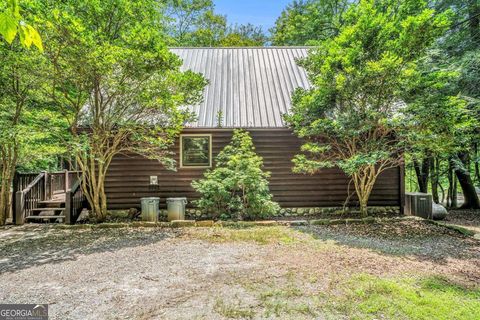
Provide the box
[400,49,478,160]
[285,0,451,215]
[163,0,267,46]
[271,0,350,46]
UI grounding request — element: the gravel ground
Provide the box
[0,221,479,319]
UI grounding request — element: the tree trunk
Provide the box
[430,157,439,203]
[455,152,480,209]
[413,157,429,193]
[352,165,379,217]
[447,161,453,207]
[0,175,11,226]
[0,145,17,226]
[452,166,458,208]
[76,153,109,222]
[359,199,368,217]
[0,169,15,226]
[448,157,459,208]
[474,142,480,185]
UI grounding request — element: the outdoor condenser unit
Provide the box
[404,192,433,219]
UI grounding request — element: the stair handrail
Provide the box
[69,177,82,194]
[15,172,47,225]
[21,172,46,193]
[65,174,86,225]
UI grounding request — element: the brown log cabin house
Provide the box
[106,47,405,211]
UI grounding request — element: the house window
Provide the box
[180,134,212,168]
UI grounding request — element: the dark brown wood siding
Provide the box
[105,129,403,209]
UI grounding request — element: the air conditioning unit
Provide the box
[404,192,433,219]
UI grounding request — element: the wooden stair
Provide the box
[15,170,86,225]
[26,194,66,223]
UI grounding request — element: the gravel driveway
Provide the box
[0,221,479,319]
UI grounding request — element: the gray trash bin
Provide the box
[141,197,160,222]
[167,197,187,221]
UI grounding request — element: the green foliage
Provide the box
[271,0,350,46]
[400,50,477,159]
[397,0,480,200]
[164,0,225,46]
[192,130,279,220]
[0,0,42,50]
[40,0,207,161]
[0,26,66,224]
[164,0,266,46]
[32,0,207,219]
[429,1,480,152]
[219,24,267,47]
[0,41,66,172]
[286,0,451,214]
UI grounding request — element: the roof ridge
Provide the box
[169,46,313,49]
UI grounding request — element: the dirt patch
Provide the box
[0,221,479,319]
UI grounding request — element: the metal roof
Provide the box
[171,47,311,128]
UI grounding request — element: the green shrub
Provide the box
[192,130,279,220]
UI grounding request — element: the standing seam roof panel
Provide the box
[255,49,267,127]
[266,48,283,127]
[170,47,310,128]
[272,49,292,117]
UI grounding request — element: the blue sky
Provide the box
[214,0,292,32]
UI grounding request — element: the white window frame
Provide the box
[179,134,213,168]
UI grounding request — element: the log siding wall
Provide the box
[105,129,403,209]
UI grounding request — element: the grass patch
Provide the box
[432,221,477,237]
[236,272,321,319]
[259,284,316,318]
[214,298,255,319]
[187,226,309,245]
[235,271,479,319]
[329,274,480,320]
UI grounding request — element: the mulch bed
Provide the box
[314,219,471,240]
[446,209,480,228]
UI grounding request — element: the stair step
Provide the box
[38,200,65,204]
[26,215,65,220]
[32,207,65,212]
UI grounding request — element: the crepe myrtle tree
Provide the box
[285,0,450,216]
[43,0,207,221]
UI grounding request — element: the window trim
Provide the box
[179,134,213,169]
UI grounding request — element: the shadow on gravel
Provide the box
[294,220,480,263]
[0,226,176,274]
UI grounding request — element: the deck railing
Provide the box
[46,170,81,199]
[15,172,47,223]
[11,173,39,224]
